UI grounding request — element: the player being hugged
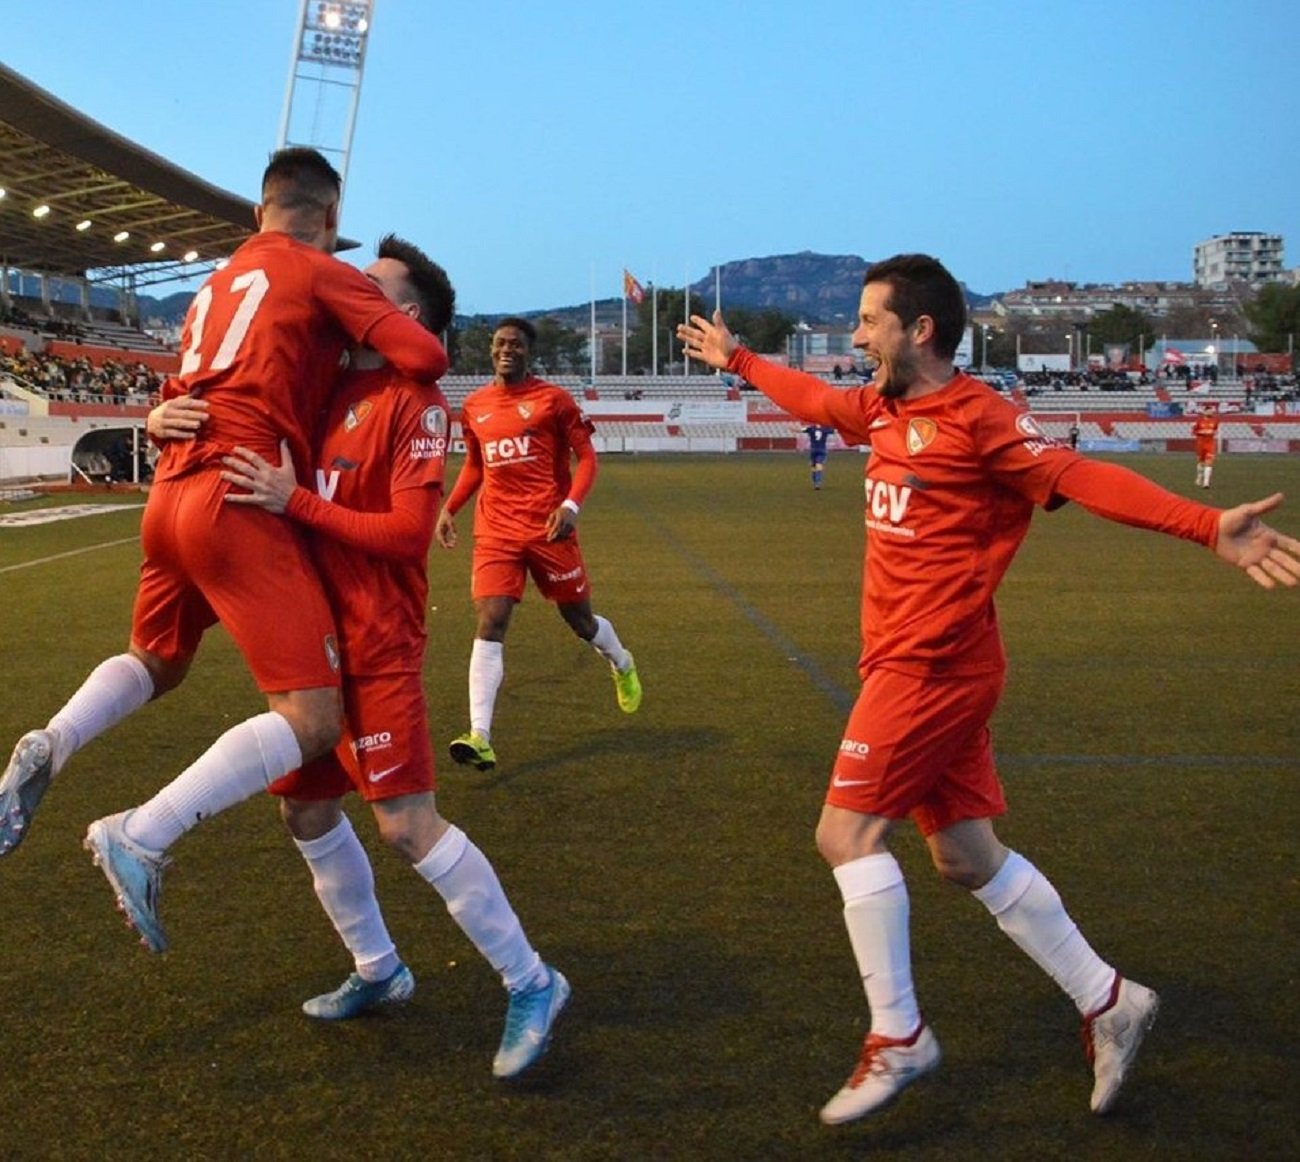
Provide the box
[678,253,1300,1127]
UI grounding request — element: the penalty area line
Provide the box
[0,535,140,575]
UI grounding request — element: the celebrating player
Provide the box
[209,236,566,1078]
[1192,403,1221,488]
[0,150,446,959]
[434,317,641,771]
[678,253,1300,1126]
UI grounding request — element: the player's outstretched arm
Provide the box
[1214,493,1300,590]
[220,440,297,515]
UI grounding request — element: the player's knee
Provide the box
[274,694,342,763]
[280,796,342,842]
[130,646,190,697]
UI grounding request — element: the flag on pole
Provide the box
[623,269,645,305]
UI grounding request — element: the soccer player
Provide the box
[0,150,447,958]
[677,253,1300,1126]
[803,423,834,489]
[434,317,641,771]
[1192,403,1221,488]
[204,236,567,1077]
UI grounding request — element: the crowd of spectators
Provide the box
[0,300,90,342]
[0,347,165,404]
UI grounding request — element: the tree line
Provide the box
[446,283,1300,376]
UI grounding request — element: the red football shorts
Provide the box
[269,672,435,802]
[1195,439,1216,464]
[131,472,341,693]
[826,667,1007,836]
[470,534,591,604]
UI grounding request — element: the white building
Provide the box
[1193,232,1284,288]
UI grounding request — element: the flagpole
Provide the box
[652,280,658,377]
[621,276,628,377]
[714,264,721,314]
[683,267,690,377]
[589,264,597,383]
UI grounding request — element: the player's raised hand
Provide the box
[677,310,738,370]
[435,507,458,549]
[1214,492,1300,589]
[147,395,209,441]
[220,440,297,514]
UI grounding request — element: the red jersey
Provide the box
[157,231,441,484]
[1193,414,1221,443]
[729,351,1219,678]
[453,375,595,540]
[286,367,450,675]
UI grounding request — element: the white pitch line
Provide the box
[0,535,140,574]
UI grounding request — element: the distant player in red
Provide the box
[679,254,1300,1127]
[434,317,641,771]
[0,150,446,957]
[214,237,566,1077]
[1192,404,1221,488]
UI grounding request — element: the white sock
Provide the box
[413,824,543,992]
[973,850,1114,1014]
[833,852,920,1038]
[588,614,631,671]
[468,639,504,739]
[46,653,154,774]
[1204,465,1213,486]
[295,816,398,982]
[124,712,302,852]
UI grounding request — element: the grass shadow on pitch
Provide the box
[468,725,727,790]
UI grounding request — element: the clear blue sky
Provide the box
[5,0,1298,314]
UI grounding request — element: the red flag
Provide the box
[1162,347,1186,365]
[623,269,645,305]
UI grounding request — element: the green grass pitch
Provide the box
[0,453,1296,1159]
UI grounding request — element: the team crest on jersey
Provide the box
[1016,413,1049,440]
[344,400,374,431]
[421,406,447,437]
[906,417,938,455]
[516,402,533,420]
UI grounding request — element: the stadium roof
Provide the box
[0,63,354,288]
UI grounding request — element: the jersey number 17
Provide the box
[179,269,270,378]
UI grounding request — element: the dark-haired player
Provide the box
[1,150,446,959]
[215,238,566,1078]
[679,253,1299,1125]
[435,317,641,771]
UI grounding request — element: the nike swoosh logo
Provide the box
[476,413,493,423]
[869,418,891,430]
[368,764,403,783]
[831,775,874,788]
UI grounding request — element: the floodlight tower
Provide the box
[276,0,376,212]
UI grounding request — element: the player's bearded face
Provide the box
[853,283,916,398]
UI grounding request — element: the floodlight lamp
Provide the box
[150,241,166,253]
[183,250,199,262]
[76,219,92,231]
[33,204,51,218]
[114,230,130,242]
[358,17,368,32]
[325,10,341,28]
[0,188,7,200]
